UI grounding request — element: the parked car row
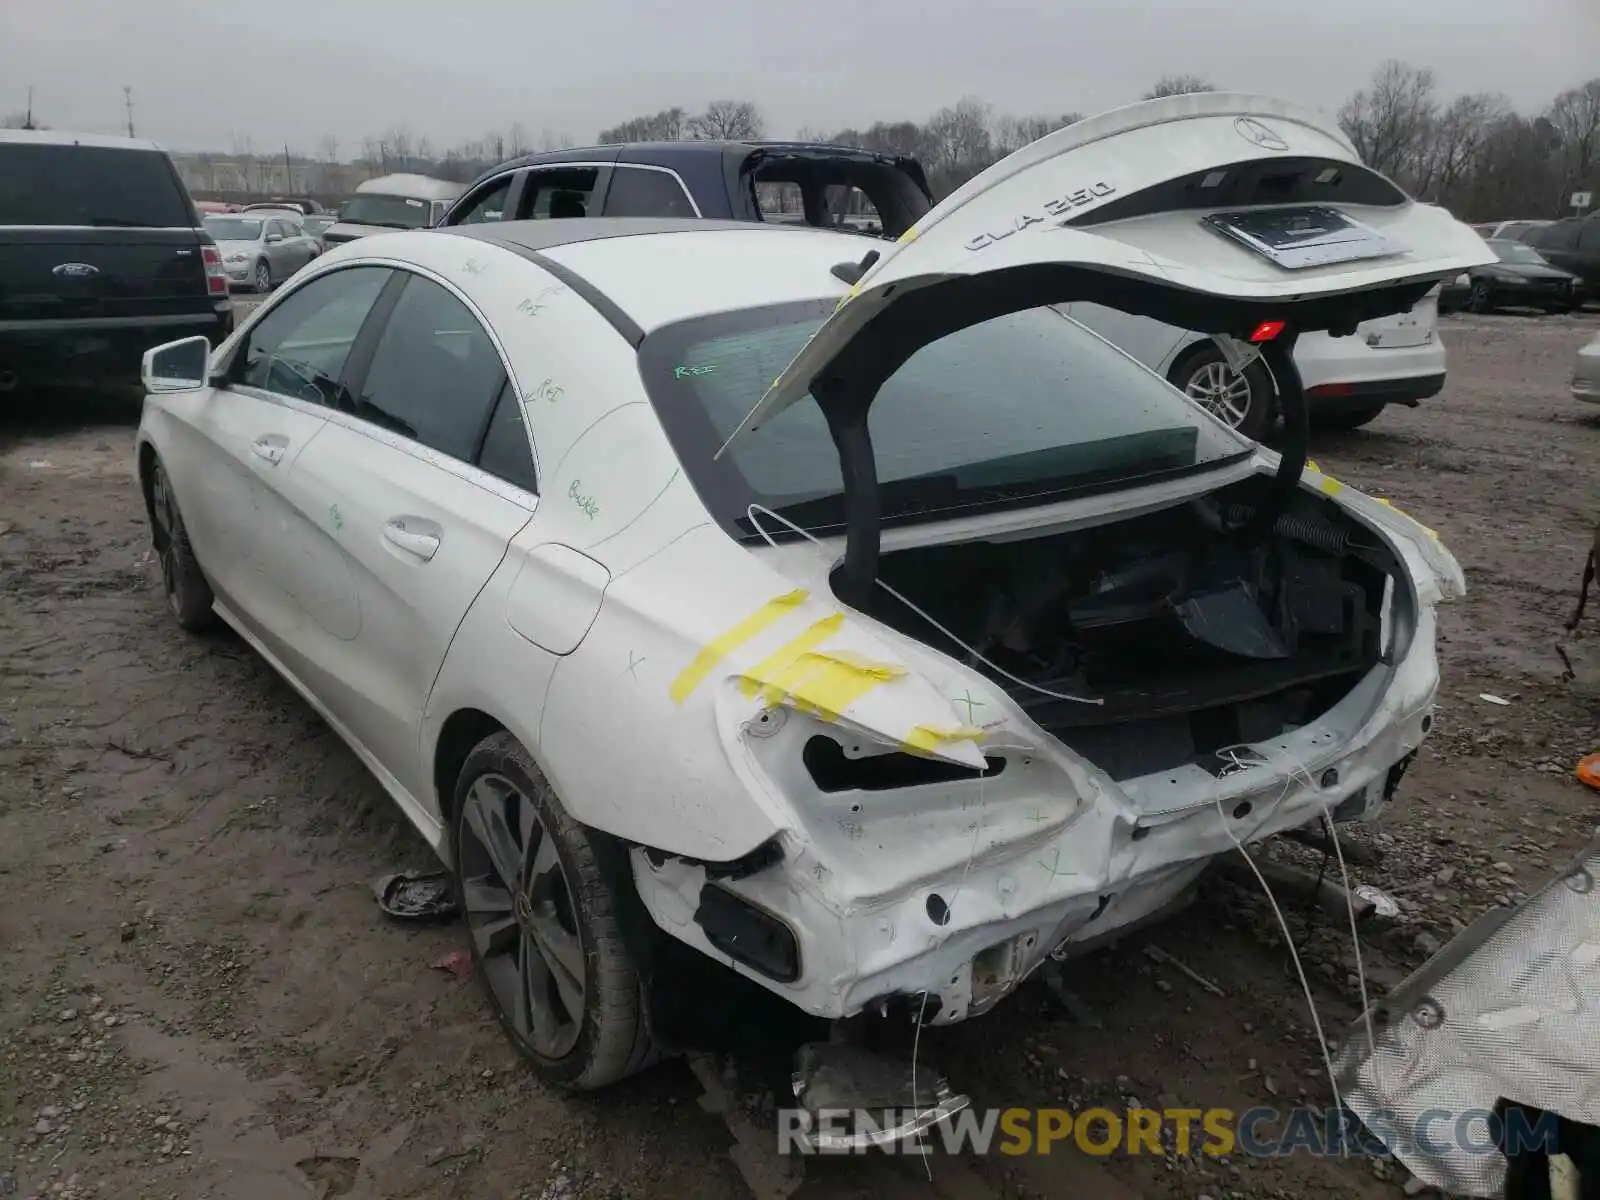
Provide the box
[1438,238,1586,314]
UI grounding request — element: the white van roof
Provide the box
[353,173,465,201]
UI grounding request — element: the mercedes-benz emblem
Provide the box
[1235,117,1290,152]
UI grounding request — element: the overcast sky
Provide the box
[2,0,1595,153]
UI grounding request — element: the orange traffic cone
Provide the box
[1578,754,1600,790]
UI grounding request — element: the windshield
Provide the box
[338,193,434,229]
[303,215,335,233]
[0,144,195,227]
[1491,240,1548,266]
[205,216,263,241]
[638,299,1250,539]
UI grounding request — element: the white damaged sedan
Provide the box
[135,94,1494,1092]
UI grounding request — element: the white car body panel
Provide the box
[136,92,1479,1026]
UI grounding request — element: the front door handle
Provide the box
[250,435,287,465]
[382,517,440,562]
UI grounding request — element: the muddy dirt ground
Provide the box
[3,310,1598,1200]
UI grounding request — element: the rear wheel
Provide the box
[1171,342,1274,441]
[1311,402,1388,431]
[452,732,657,1090]
[254,260,272,293]
[147,457,217,632]
[1468,279,1495,314]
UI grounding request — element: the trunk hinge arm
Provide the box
[1234,329,1308,545]
[812,375,880,608]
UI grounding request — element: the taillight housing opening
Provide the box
[200,244,228,297]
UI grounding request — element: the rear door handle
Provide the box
[250,435,287,465]
[382,517,440,562]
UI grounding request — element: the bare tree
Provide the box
[598,107,689,144]
[924,97,994,192]
[1142,75,1216,100]
[1548,79,1600,203]
[995,112,1082,154]
[317,134,339,164]
[1410,92,1507,202]
[688,100,765,140]
[1338,60,1438,178]
[507,122,532,157]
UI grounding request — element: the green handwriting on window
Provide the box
[674,364,717,379]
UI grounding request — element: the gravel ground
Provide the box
[2,309,1598,1200]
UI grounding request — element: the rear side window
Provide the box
[754,181,804,224]
[0,144,194,227]
[353,276,507,459]
[522,168,602,219]
[240,266,391,404]
[475,382,538,492]
[605,167,696,218]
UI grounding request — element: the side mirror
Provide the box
[142,336,212,393]
[265,232,284,244]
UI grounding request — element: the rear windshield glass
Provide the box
[638,299,1249,539]
[0,143,194,227]
[205,217,263,241]
[339,193,434,229]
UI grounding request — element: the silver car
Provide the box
[201,213,320,293]
[1574,330,1600,404]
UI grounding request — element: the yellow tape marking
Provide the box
[737,619,906,720]
[670,589,809,703]
[898,226,919,244]
[901,724,987,754]
[1317,475,1345,497]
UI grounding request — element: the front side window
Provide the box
[451,177,512,225]
[238,266,391,405]
[522,168,601,219]
[339,193,434,230]
[353,276,506,459]
[638,300,1250,537]
[604,167,696,218]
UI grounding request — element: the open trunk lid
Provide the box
[721,92,1495,449]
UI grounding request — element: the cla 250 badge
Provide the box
[964,182,1118,251]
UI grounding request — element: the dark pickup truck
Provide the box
[0,131,234,392]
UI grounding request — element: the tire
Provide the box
[452,732,657,1090]
[254,260,272,293]
[1170,342,1274,441]
[1468,279,1495,314]
[1311,402,1387,431]
[147,457,217,632]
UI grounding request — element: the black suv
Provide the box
[437,140,933,240]
[0,131,234,392]
[1528,216,1600,296]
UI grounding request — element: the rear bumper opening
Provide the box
[1307,373,1446,410]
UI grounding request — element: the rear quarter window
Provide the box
[0,143,194,228]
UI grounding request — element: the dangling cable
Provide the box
[745,503,1102,707]
[1209,745,1347,1126]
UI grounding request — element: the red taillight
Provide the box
[1307,383,1355,397]
[1249,319,1286,343]
[200,244,228,297]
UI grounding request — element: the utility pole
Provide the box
[24,85,34,130]
[122,86,134,138]
[284,143,293,193]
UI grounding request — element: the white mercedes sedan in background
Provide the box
[135,93,1491,1095]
